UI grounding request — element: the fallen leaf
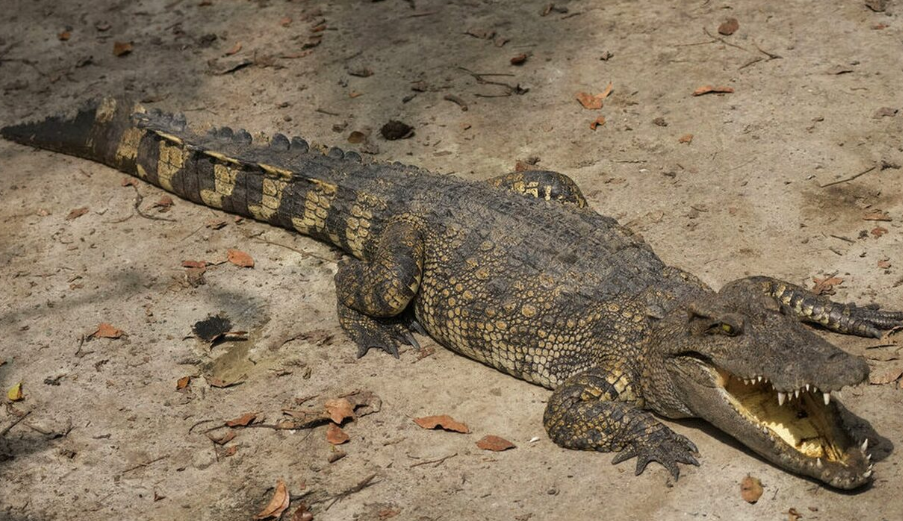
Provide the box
[121,178,136,187]
[324,398,355,424]
[718,17,739,36]
[193,315,233,342]
[290,503,314,521]
[112,41,133,57]
[220,445,239,457]
[576,92,604,110]
[58,31,71,41]
[872,107,898,119]
[254,480,290,520]
[476,435,516,451]
[152,195,174,211]
[863,211,892,221]
[812,276,843,296]
[227,249,255,268]
[349,91,363,98]
[869,366,903,385]
[866,0,888,13]
[279,16,293,27]
[872,226,888,238]
[176,376,191,390]
[207,376,245,388]
[787,508,801,521]
[66,207,89,220]
[91,323,123,339]
[599,82,613,99]
[380,120,414,140]
[348,131,368,144]
[414,414,470,433]
[326,423,350,445]
[740,475,763,504]
[205,219,227,229]
[678,134,694,144]
[589,116,606,130]
[510,53,528,65]
[226,42,242,56]
[181,260,207,269]
[878,259,891,269]
[7,382,23,402]
[207,429,236,445]
[693,85,734,96]
[226,412,257,427]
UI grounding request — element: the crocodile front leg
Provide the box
[543,365,699,480]
[487,170,587,208]
[335,217,424,358]
[725,276,903,338]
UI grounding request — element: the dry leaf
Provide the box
[678,134,694,144]
[869,366,903,385]
[66,207,89,220]
[510,53,528,65]
[326,423,350,445]
[599,82,613,99]
[718,18,739,36]
[878,259,891,269]
[205,218,227,229]
[693,85,734,96]
[740,475,763,504]
[414,414,470,433]
[863,211,892,222]
[871,226,888,238]
[476,435,516,451]
[226,42,242,56]
[291,503,314,521]
[181,260,207,269]
[121,178,136,187]
[176,376,191,390]
[576,92,605,110]
[279,16,293,27]
[787,508,801,521]
[0,359,5,367]
[112,41,133,57]
[7,382,23,402]
[220,445,238,457]
[590,116,606,130]
[207,376,244,388]
[207,429,236,445]
[58,31,71,41]
[227,249,255,268]
[91,323,123,339]
[812,276,843,296]
[324,398,355,424]
[254,480,290,520]
[226,412,257,427]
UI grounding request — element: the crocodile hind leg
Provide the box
[724,276,903,338]
[543,365,700,480]
[487,170,587,208]
[335,218,424,358]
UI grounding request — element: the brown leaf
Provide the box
[58,31,71,41]
[718,17,739,36]
[181,260,207,269]
[678,134,694,144]
[220,445,238,457]
[348,67,374,78]
[66,207,89,220]
[112,41,133,57]
[414,414,470,433]
[205,218,227,229]
[510,53,528,65]
[812,276,843,296]
[7,382,23,402]
[176,376,191,390]
[91,322,123,339]
[872,226,888,238]
[254,480,290,520]
[589,116,606,130]
[576,92,604,110]
[869,366,903,385]
[326,423,350,445]
[207,376,245,388]
[740,475,763,504]
[227,249,255,268]
[787,508,801,521]
[226,42,242,56]
[207,429,236,445]
[476,435,516,451]
[324,398,355,424]
[279,16,293,27]
[121,178,136,187]
[153,195,174,211]
[348,131,368,144]
[863,211,892,221]
[878,259,892,269]
[290,503,314,521]
[693,85,734,96]
[599,82,613,99]
[226,412,257,427]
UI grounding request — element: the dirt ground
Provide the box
[1,0,902,519]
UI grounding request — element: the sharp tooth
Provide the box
[794,389,800,399]
[757,376,762,383]
[816,458,823,468]
[823,392,830,405]
[762,426,768,434]
[866,453,872,461]
[805,383,810,392]
[863,470,873,478]
[861,439,868,451]
[778,392,786,406]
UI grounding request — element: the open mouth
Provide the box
[715,368,872,486]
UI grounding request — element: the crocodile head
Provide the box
[646,285,873,489]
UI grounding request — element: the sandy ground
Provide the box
[1,0,902,519]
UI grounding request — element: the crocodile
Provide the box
[2,97,900,489]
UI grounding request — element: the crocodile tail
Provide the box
[1,96,146,171]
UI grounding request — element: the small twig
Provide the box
[188,419,217,434]
[316,108,341,116]
[409,452,458,468]
[324,472,379,510]
[738,57,763,70]
[443,94,469,111]
[754,43,782,60]
[829,234,855,244]
[120,454,168,475]
[0,411,31,438]
[820,165,877,188]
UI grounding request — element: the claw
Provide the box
[402,331,421,350]
[384,343,400,359]
[611,449,636,465]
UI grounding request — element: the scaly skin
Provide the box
[3,97,900,489]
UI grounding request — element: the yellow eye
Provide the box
[721,323,734,334]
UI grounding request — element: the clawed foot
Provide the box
[611,428,700,480]
[337,304,421,359]
[845,305,903,338]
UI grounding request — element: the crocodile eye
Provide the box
[706,318,743,336]
[721,323,734,335]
